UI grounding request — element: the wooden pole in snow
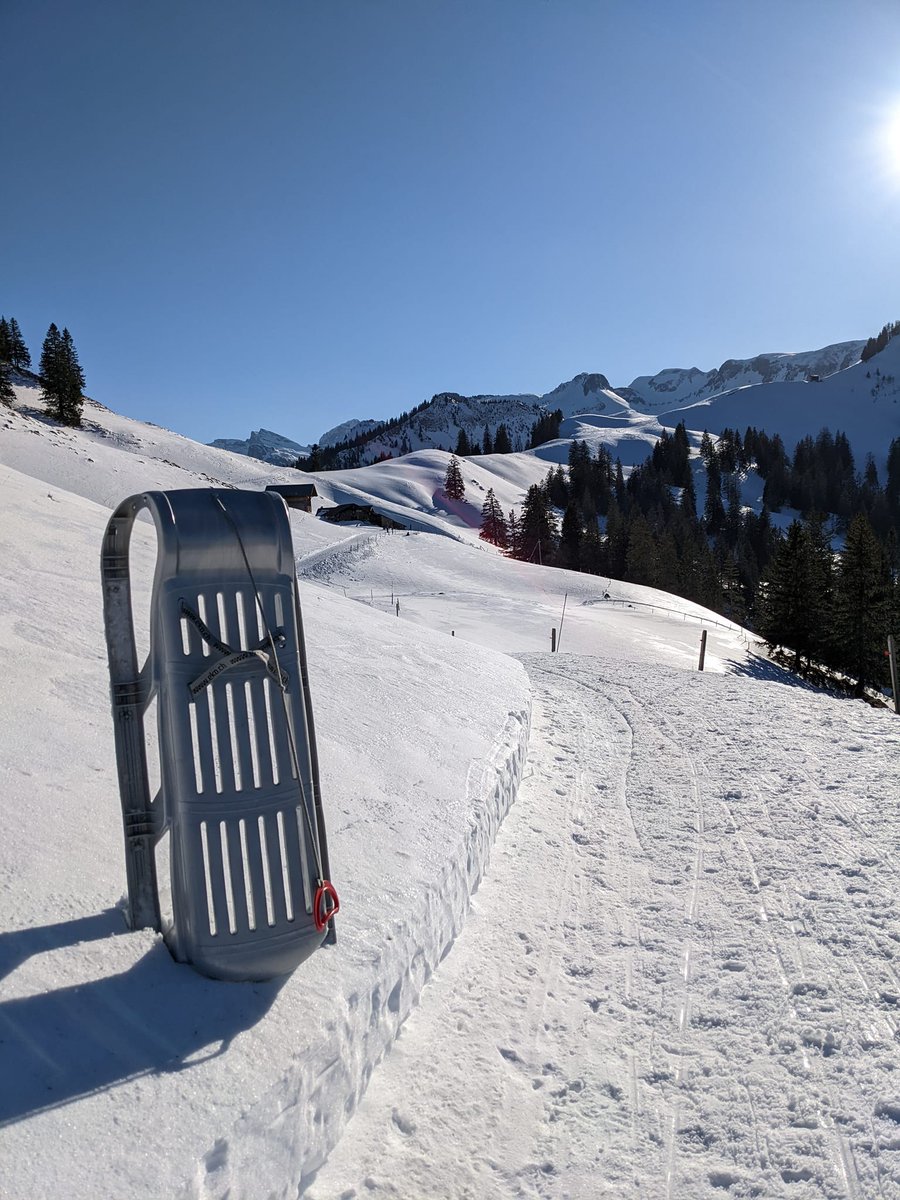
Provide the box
[557,593,568,652]
[551,628,557,653]
[889,633,899,715]
[698,629,708,672]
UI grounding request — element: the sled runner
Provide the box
[101,487,337,981]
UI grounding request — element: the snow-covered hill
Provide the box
[660,333,900,464]
[2,377,900,1199]
[624,340,865,410]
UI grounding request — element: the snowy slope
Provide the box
[625,341,865,410]
[2,378,900,1200]
[661,335,900,467]
[0,391,530,1198]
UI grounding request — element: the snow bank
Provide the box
[0,465,531,1199]
[189,703,531,1199]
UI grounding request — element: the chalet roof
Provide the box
[265,483,318,498]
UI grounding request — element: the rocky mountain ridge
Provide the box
[207,427,310,467]
[210,339,869,468]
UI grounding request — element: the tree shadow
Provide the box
[13,403,62,429]
[724,652,832,693]
[0,910,281,1127]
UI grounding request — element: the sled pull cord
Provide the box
[314,881,341,932]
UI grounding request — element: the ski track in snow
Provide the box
[309,657,900,1200]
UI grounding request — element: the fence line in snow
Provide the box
[344,588,749,642]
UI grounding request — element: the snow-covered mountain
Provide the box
[299,373,637,466]
[318,417,381,447]
[332,335,900,469]
[622,340,865,410]
[214,338,886,471]
[659,333,900,462]
[207,427,310,466]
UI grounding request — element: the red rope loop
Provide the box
[314,881,340,932]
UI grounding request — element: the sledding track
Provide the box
[311,653,900,1200]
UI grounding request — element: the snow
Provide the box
[318,418,381,448]
[0,461,531,1199]
[628,342,866,411]
[660,336,900,469]
[310,658,900,1199]
[2,378,900,1199]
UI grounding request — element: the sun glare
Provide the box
[879,105,900,180]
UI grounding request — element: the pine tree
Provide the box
[719,555,748,625]
[40,323,85,426]
[831,514,892,695]
[680,469,698,521]
[8,318,31,370]
[40,323,63,404]
[479,488,507,548]
[592,445,614,516]
[494,423,512,454]
[528,408,563,449]
[0,317,11,362]
[699,431,717,467]
[443,455,466,501]
[887,437,900,523]
[568,440,592,499]
[580,519,603,575]
[672,421,692,486]
[455,428,471,456]
[722,474,743,549]
[603,500,628,579]
[0,360,14,404]
[507,509,520,557]
[547,465,569,509]
[558,503,582,570]
[517,484,558,564]
[757,519,834,674]
[614,460,625,505]
[59,327,85,425]
[482,425,493,455]
[703,458,726,534]
[625,513,659,587]
[296,443,323,471]
[655,527,681,593]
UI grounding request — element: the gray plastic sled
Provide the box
[101,487,337,981]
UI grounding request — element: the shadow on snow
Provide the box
[0,908,281,1127]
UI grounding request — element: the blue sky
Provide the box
[4,0,900,446]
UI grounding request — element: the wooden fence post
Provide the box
[698,629,708,672]
[889,633,899,715]
[551,628,557,653]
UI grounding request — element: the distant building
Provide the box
[319,503,405,530]
[265,483,318,512]
[806,373,821,383]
